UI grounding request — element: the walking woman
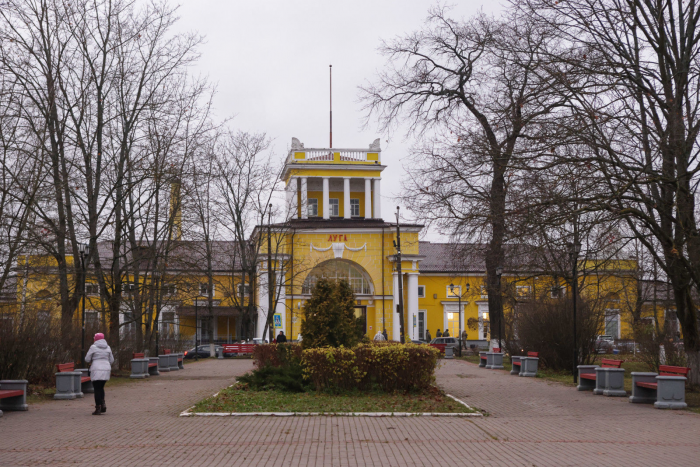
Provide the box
[85,333,114,415]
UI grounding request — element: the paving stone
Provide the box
[0,358,698,466]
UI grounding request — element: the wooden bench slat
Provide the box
[133,353,145,359]
[56,363,75,372]
[600,359,624,368]
[148,363,157,368]
[0,389,24,399]
[580,373,597,380]
[512,361,521,366]
[636,381,658,390]
[527,351,539,358]
[659,365,690,377]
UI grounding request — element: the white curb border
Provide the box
[179,384,483,418]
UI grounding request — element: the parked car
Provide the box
[410,339,425,345]
[430,337,460,351]
[184,345,223,359]
[595,335,615,354]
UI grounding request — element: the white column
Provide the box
[364,178,372,219]
[373,178,382,219]
[392,272,401,341]
[287,177,298,219]
[300,177,308,219]
[343,177,351,219]
[407,273,419,341]
[322,177,330,219]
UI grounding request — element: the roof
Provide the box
[419,242,559,274]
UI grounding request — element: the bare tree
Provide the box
[361,7,569,348]
[519,0,700,383]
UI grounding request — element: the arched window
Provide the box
[302,260,373,295]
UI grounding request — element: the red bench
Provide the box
[54,362,93,399]
[57,363,91,385]
[0,380,28,416]
[630,365,691,409]
[511,351,538,375]
[132,352,160,376]
[577,359,624,394]
[223,344,256,356]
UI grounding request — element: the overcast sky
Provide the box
[176,0,505,239]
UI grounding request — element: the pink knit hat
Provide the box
[94,333,105,341]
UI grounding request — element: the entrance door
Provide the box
[446,312,459,338]
[418,311,426,341]
[354,306,367,336]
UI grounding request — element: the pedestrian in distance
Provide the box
[276,331,287,343]
[461,330,468,349]
[443,329,450,337]
[382,328,388,341]
[374,330,386,341]
[426,329,432,342]
[436,329,442,338]
[85,332,114,415]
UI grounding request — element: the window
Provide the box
[123,282,137,294]
[122,311,136,336]
[199,283,214,297]
[417,285,425,298]
[85,283,100,295]
[329,198,339,217]
[237,284,251,296]
[162,284,177,296]
[480,285,488,298]
[85,310,99,328]
[161,311,176,336]
[550,286,563,299]
[516,286,531,299]
[308,198,318,216]
[418,310,426,340]
[302,260,372,295]
[447,285,461,298]
[605,309,620,339]
[350,198,360,217]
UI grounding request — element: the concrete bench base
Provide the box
[177,354,185,369]
[486,352,504,370]
[0,380,28,415]
[130,358,150,379]
[148,357,160,376]
[577,365,598,391]
[519,357,539,377]
[479,352,487,368]
[510,356,521,375]
[158,356,171,372]
[54,372,80,400]
[594,367,626,396]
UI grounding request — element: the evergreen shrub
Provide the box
[300,278,364,349]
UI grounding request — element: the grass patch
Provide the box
[191,384,475,414]
[458,354,700,412]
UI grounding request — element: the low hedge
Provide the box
[252,343,303,368]
[302,343,440,392]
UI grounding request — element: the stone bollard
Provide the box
[130,358,150,379]
[490,352,504,370]
[519,357,539,377]
[444,346,454,359]
[217,347,224,359]
[510,356,521,375]
[479,351,487,367]
[168,354,179,371]
[148,357,160,376]
[54,372,79,400]
[158,355,171,372]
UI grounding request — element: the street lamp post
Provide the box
[569,241,582,383]
[79,243,89,367]
[394,207,405,343]
[449,283,469,357]
[495,266,503,351]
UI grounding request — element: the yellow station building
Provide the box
[7,138,680,347]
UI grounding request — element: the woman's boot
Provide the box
[92,404,102,415]
[101,402,106,413]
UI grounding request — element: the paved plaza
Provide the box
[0,358,698,466]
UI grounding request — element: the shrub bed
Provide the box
[302,343,440,392]
[253,343,303,368]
